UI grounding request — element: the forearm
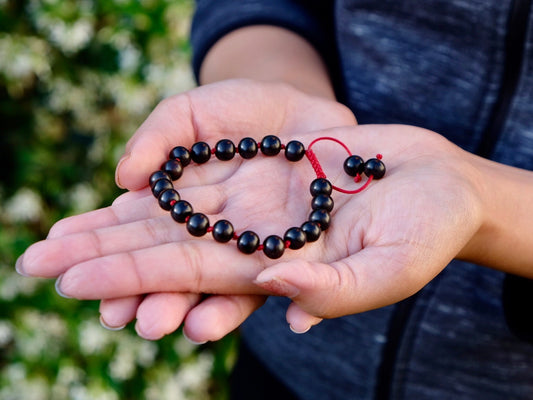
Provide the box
[199,25,336,100]
[459,155,533,277]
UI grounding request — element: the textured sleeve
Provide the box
[190,0,335,82]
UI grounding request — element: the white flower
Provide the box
[0,319,14,346]
[67,183,102,214]
[3,187,43,223]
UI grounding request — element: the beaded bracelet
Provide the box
[149,135,385,259]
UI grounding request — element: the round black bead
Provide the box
[190,142,211,164]
[215,139,236,161]
[263,235,285,259]
[260,135,282,156]
[238,137,258,159]
[284,227,306,250]
[149,170,171,189]
[186,213,210,237]
[237,231,260,254]
[343,155,365,177]
[158,189,180,211]
[171,200,193,223]
[284,140,306,162]
[364,158,386,179]
[301,221,321,242]
[152,179,173,198]
[161,159,183,180]
[169,146,191,167]
[311,194,334,212]
[309,209,331,230]
[212,220,234,243]
[309,178,332,196]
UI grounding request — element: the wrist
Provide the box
[199,25,336,100]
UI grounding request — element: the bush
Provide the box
[0,1,236,398]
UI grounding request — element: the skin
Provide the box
[16,27,533,342]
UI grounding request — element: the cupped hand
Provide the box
[18,122,486,341]
[18,79,357,341]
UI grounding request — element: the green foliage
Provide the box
[0,0,236,398]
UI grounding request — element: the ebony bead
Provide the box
[169,146,191,167]
[301,221,321,242]
[263,235,285,259]
[237,231,260,254]
[260,135,282,156]
[284,227,306,250]
[212,220,234,243]
[190,142,211,164]
[238,137,258,159]
[215,139,236,161]
[149,170,171,189]
[186,213,210,237]
[311,194,334,212]
[364,158,386,179]
[284,140,306,162]
[171,200,193,223]
[152,179,173,198]
[161,159,183,180]
[309,209,331,230]
[343,155,365,177]
[158,189,180,211]
[309,178,332,196]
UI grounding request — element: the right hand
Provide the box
[45,79,356,341]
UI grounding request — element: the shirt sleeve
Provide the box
[190,0,336,83]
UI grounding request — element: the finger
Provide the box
[285,302,323,334]
[99,296,143,330]
[254,244,432,318]
[135,292,200,341]
[22,185,230,278]
[116,82,287,191]
[54,239,273,299]
[183,294,266,343]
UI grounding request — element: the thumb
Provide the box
[254,248,423,319]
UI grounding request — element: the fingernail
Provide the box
[289,324,311,334]
[183,330,207,345]
[115,155,130,189]
[99,315,126,331]
[15,254,28,276]
[254,276,300,298]
[55,275,72,299]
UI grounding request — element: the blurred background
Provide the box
[0,0,237,398]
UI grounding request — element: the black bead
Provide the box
[260,135,282,156]
[158,189,180,211]
[161,159,183,180]
[149,170,171,189]
[284,140,305,162]
[309,209,331,230]
[284,227,306,250]
[215,139,236,161]
[238,137,258,159]
[301,221,321,242]
[186,213,210,237]
[311,194,334,212]
[343,155,365,177]
[364,158,386,179]
[309,178,332,196]
[237,231,260,254]
[152,179,173,198]
[212,220,234,243]
[169,146,191,167]
[171,200,193,223]
[263,235,285,259]
[190,142,211,164]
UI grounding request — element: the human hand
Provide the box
[18,122,487,340]
[18,79,356,341]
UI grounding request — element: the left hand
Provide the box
[17,124,489,341]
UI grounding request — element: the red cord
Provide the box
[305,136,378,194]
